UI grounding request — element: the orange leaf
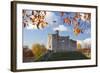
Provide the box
[64,18,71,25]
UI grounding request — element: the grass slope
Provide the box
[35,51,89,62]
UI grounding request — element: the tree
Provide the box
[77,43,82,49]
[32,44,47,59]
[41,45,47,52]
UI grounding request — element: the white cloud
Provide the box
[45,12,58,28]
[77,38,91,49]
[45,12,54,19]
[84,38,91,45]
[45,12,54,24]
[25,23,38,30]
[53,25,68,32]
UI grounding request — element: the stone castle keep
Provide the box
[47,30,77,52]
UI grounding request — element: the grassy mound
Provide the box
[35,51,89,62]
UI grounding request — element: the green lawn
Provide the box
[35,51,89,62]
[47,51,89,61]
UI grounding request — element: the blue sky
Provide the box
[23,10,91,48]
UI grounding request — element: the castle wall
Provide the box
[52,35,58,52]
[69,40,77,51]
[47,32,77,52]
[58,37,69,52]
[47,35,52,50]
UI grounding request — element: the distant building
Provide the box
[23,46,34,62]
[47,30,77,52]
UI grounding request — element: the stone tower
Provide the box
[47,31,77,52]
